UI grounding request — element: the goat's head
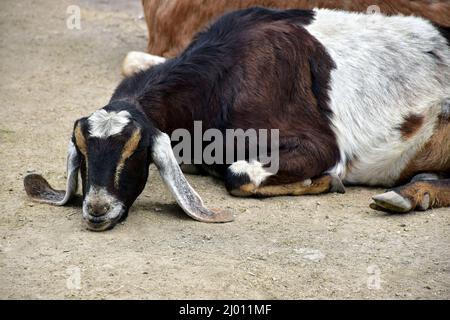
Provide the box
[24,101,233,231]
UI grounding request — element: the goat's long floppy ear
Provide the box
[151,132,234,223]
[24,140,81,205]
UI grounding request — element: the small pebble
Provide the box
[202,234,212,241]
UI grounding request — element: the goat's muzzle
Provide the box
[82,186,126,231]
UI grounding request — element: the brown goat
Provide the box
[143,0,450,58]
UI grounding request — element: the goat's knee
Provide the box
[121,51,166,77]
[225,161,345,197]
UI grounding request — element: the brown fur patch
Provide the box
[114,129,142,188]
[74,124,87,157]
[398,114,424,140]
[228,22,339,182]
[399,121,450,183]
[143,0,450,57]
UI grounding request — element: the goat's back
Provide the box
[142,0,450,57]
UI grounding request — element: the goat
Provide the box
[25,8,450,231]
[122,0,450,76]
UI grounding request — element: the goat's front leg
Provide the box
[225,160,345,197]
[121,51,166,77]
[371,174,450,213]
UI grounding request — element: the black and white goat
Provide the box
[25,8,450,231]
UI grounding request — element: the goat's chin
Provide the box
[82,204,126,232]
[85,219,119,232]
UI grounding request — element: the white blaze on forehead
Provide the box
[88,109,131,138]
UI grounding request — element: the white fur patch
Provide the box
[306,9,450,186]
[60,140,80,205]
[88,109,131,138]
[229,160,274,187]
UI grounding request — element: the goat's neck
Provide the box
[141,87,200,135]
[113,52,232,135]
[138,57,230,135]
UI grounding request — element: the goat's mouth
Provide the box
[82,202,125,232]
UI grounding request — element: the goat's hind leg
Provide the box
[371,174,450,213]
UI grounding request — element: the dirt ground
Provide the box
[0,0,449,300]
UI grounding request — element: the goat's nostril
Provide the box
[87,202,110,217]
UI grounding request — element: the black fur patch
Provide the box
[225,169,251,192]
[435,24,450,45]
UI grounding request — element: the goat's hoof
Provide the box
[330,175,346,194]
[371,191,412,213]
[411,173,439,182]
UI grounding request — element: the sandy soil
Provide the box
[0,0,449,300]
